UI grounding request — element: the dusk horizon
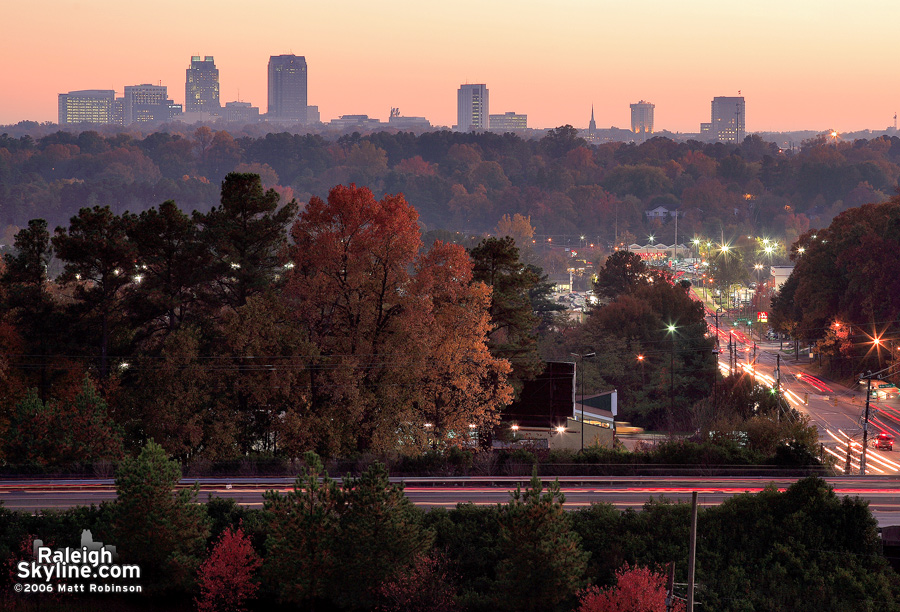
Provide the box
[4,0,900,132]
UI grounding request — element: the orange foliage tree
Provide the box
[577,564,684,612]
[286,184,511,454]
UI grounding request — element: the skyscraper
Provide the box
[457,84,488,132]
[58,90,116,124]
[185,56,220,114]
[268,54,308,123]
[630,101,655,141]
[710,96,745,143]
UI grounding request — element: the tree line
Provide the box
[771,194,900,379]
[3,127,900,250]
[0,174,547,465]
[0,443,896,612]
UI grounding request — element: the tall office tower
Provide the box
[457,83,489,132]
[630,100,655,140]
[268,54,308,123]
[710,96,745,143]
[185,56,220,113]
[58,90,116,124]
[123,84,169,124]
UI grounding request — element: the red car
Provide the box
[874,433,894,451]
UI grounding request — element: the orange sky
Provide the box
[2,0,898,133]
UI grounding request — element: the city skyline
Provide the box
[3,1,900,132]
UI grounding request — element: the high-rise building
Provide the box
[457,84,488,132]
[630,101,655,140]
[267,54,307,123]
[185,56,220,114]
[709,96,745,143]
[58,90,116,124]
[123,84,180,124]
[489,111,527,131]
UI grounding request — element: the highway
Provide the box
[3,475,900,526]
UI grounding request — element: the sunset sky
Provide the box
[2,0,898,133]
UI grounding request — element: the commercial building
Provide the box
[328,114,384,131]
[388,108,431,130]
[630,100,655,140]
[123,84,180,124]
[709,96,745,143]
[223,101,260,123]
[267,54,307,123]
[456,83,488,131]
[489,111,527,131]
[185,56,220,114]
[58,90,116,124]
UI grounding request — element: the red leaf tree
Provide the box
[195,526,262,612]
[577,564,685,612]
[376,552,458,612]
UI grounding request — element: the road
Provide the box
[705,309,900,474]
[3,476,900,526]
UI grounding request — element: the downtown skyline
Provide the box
[2,0,900,132]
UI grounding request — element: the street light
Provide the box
[666,324,677,435]
[571,351,596,451]
[637,354,645,384]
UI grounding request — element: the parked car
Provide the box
[874,433,894,451]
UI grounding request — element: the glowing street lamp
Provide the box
[666,324,677,434]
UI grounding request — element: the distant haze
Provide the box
[2,0,898,132]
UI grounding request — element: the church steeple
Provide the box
[589,105,596,133]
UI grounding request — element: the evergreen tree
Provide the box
[469,236,543,391]
[1,219,63,397]
[194,173,297,312]
[263,452,342,608]
[333,462,433,610]
[123,200,212,348]
[495,471,588,612]
[110,440,209,593]
[52,206,135,379]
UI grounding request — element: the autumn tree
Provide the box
[122,326,227,461]
[195,525,262,612]
[495,213,535,261]
[375,552,459,612]
[495,471,588,612]
[576,564,684,612]
[3,378,124,468]
[408,242,513,449]
[111,440,209,593]
[772,198,900,360]
[216,294,315,455]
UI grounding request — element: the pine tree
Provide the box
[495,470,589,612]
[110,441,209,593]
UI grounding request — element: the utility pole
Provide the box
[665,562,676,612]
[687,491,698,612]
[861,373,873,475]
[775,354,782,419]
[571,352,595,452]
